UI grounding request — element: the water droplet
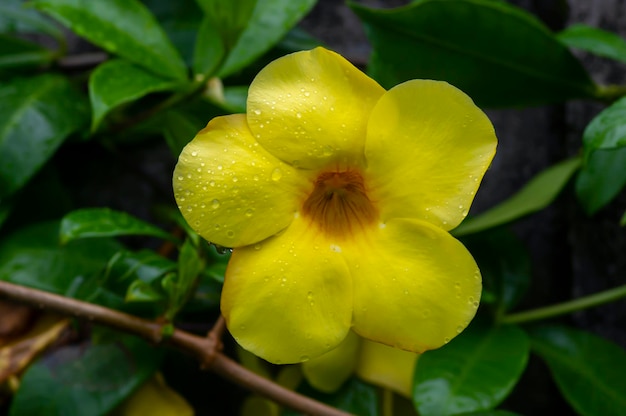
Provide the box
[177,175,183,181]
[253,109,261,115]
[422,309,431,317]
[300,355,310,362]
[245,209,254,217]
[254,243,262,250]
[232,176,238,182]
[455,282,461,289]
[211,199,220,209]
[330,244,342,253]
[217,165,223,170]
[239,325,246,330]
[296,112,302,119]
[226,230,235,238]
[456,325,464,333]
[444,337,451,344]
[253,175,259,181]
[191,151,198,157]
[271,168,282,181]
[304,92,310,97]
[209,180,215,187]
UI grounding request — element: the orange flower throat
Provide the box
[302,171,378,237]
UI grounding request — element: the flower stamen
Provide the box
[302,171,378,238]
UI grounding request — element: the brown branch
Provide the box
[0,281,350,416]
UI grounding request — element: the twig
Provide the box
[0,281,350,416]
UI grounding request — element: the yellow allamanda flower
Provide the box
[173,47,497,364]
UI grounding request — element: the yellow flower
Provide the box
[173,47,497,364]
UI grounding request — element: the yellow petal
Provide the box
[346,218,481,353]
[247,47,385,170]
[114,373,193,416]
[173,114,310,247]
[221,215,352,364]
[365,80,497,230]
[356,339,419,398]
[302,331,360,393]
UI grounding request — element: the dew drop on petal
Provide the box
[226,230,235,238]
[271,168,282,181]
[296,112,302,119]
[211,199,220,209]
[245,209,254,217]
[300,355,310,362]
[456,325,464,333]
[253,109,261,115]
[191,151,198,157]
[444,337,451,344]
[254,243,262,250]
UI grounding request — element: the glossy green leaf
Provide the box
[0,221,120,295]
[0,34,54,69]
[0,74,88,199]
[126,279,166,303]
[413,322,529,415]
[59,208,178,244]
[0,0,63,40]
[163,239,204,319]
[530,325,626,416]
[558,24,626,64]
[576,147,626,214]
[462,229,530,313]
[196,0,256,51]
[454,158,581,236]
[582,96,626,153]
[103,249,176,297]
[32,0,187,80]
[89,59,180,131]
[10,334,162,416]
[217,0,317,77]
[278,27,324,51]
[192,15,224,77]
[351,0,596,107]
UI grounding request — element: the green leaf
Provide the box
[454,158,581,236]
[413,322,529,415]
[217,0,317,77]
[530,325,626,416]
[32,0,187,80]
[0,198,14,230]
[88,59,181,131]
[103,249,176,296]
[196,0,257,51]
[126,279,166,302]
[0,34,54,69]
[0,221,121,295]
[621,210,626,226]
[163,238,204,319]
[0,0,64,40]
[557,24,626,65]
[0,74,88,199]
[350,0,596,107]
[278,27,324,52]
[462,228,530,313]
[582,96,626,154]
[10,334,162,416]
[458,412,522,416]
[59,208,178,244]
[192,15,225,77]
[576,147,626,214]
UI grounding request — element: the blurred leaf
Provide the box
[557,23,626,64]
[530,325,626,416]
[413,322,529,415]
[458,412,522,416]
[462,229,530,314]
[0,222,120,295]
[89,59,181,131]
[33,0,187,80]
[126,279,166,303]
[105,250,176,289]
[141,0,203,66]
[0,74,88,199]
[0,0,63,40]
[285,377,379,416]
[621,210,626,226]
[351,0,596,107]
[163,239,203,319]
[196,0,256,51]
[217,0,317,77]
[0,35,54,69]
[576,147,626,214]
[222,86,248,112]
[241,396,280,416]
[162,110,203,157]
[113,373,193,416]
[192,15,224,77]
[0,198,12,230]
[278,27,323,51]
[59,208,177,244]
[454,158,581,236]
[582,96,626,154]
[10,334,163,416]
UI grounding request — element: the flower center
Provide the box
[302,170,378,237]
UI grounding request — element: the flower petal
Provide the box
[247,47,385,169]
[302,331,360,393]
[365,80,497,230]
[355,339,419,398]
[346,218,481,353]
[221,215,353,364]
[173,114,310,247]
